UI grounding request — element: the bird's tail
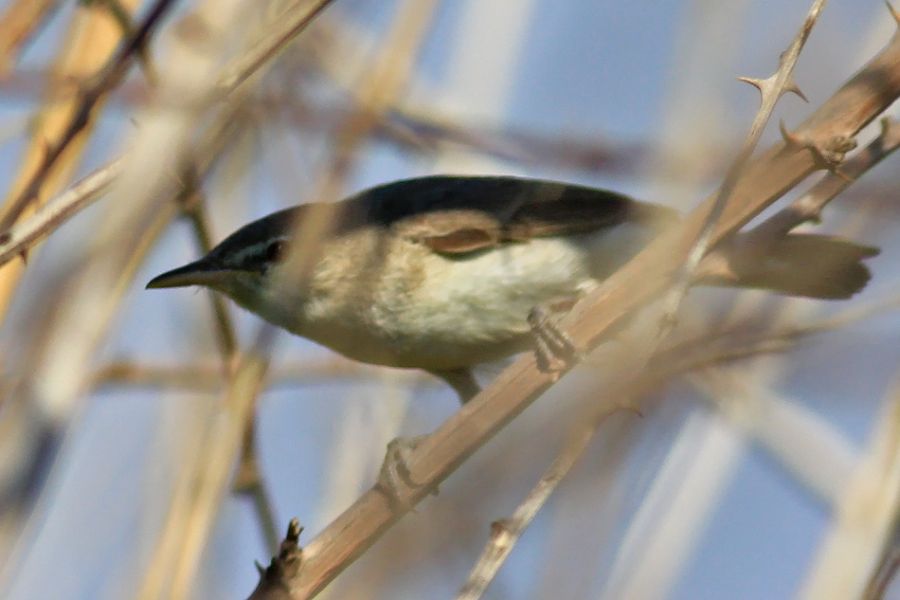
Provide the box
[702,234,879,300]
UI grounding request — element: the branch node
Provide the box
[249,518,305,597]
[779,120,857,173]
[738,74,807,103]
[784,76,809,102]
[489,519,513,548]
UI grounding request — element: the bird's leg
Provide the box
[376,435,436,510]
[430,368,480,404]
[528,297,583,375]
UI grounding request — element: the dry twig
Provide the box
[256,20,900,599]
[0,0,62,75]
[0,0,177,232]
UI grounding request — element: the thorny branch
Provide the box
[453,73,900,600]
[658,0,826,339]
[252,15,900,600]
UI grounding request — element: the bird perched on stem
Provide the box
[148,175,878,402]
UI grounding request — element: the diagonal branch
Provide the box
[659,0,826,338]
[452,116,900,598]
[267,23,900,600]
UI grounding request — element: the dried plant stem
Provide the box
[659,0,825,338]
[0,0,144,319]
[178,181,282,554]
[750,116,900,239]
[456,416,611,600]
[179,190,239,361]
[0,0,61,75]
[263,24,900,599]
[0,0,176,233]
[0,158,122,265]
[92,358,421,391]
[217,0,337,95]
[800,380,900,599]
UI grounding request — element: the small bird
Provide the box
[148,175,878,402]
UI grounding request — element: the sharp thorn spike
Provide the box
[779,119,802,147]
[737,75,765,92]
[784,79,808,102]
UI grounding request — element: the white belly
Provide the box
[361,224,657,369]
[266,223,660,371]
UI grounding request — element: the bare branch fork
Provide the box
[250,10,900,599]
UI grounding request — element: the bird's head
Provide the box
[146,208,296,304]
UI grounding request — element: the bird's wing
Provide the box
[357,175,676,255]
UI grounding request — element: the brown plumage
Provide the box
[148,175,878,402]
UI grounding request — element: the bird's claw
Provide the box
[528,306,582,376]
[376,435,436,511]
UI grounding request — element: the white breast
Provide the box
[359,222,660,369]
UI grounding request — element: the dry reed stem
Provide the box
[0,103,647,268]
[454,287,900,599]
[691,371,855,505]
[261,23,900,599]
[0,0,144,319]
[218,0,443,588]
[659,0,824,339]
[233,0,439,562]
[135,2,341,595]
[455,414,618,600]
[0,0,62,75]
[470,73,900,600]
[91,358,425,391]
[178,175,281,554]
[800,379,900,599]
[0,158,122,265]
[0,0,173,232]
[217,0,337,96]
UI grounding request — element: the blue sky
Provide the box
[1,1,898,598]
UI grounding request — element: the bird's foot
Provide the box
[376,435,437,511]
[528,304,583,377]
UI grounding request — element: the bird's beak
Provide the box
[146,259,238,289]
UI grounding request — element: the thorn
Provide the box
[18,249,28,264]
[254,561,266,577]
[737,75,767,93]
[779,121,857,173]
[783,76,808,102]
[739,73,805,102]
[887,0,900,26]
[779,119,804,148]
[285,517,302,544]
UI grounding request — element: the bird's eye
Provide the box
[266,240,286,263]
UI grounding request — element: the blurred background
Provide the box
[0,0,897,598]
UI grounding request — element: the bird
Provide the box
[147,175,878,402]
